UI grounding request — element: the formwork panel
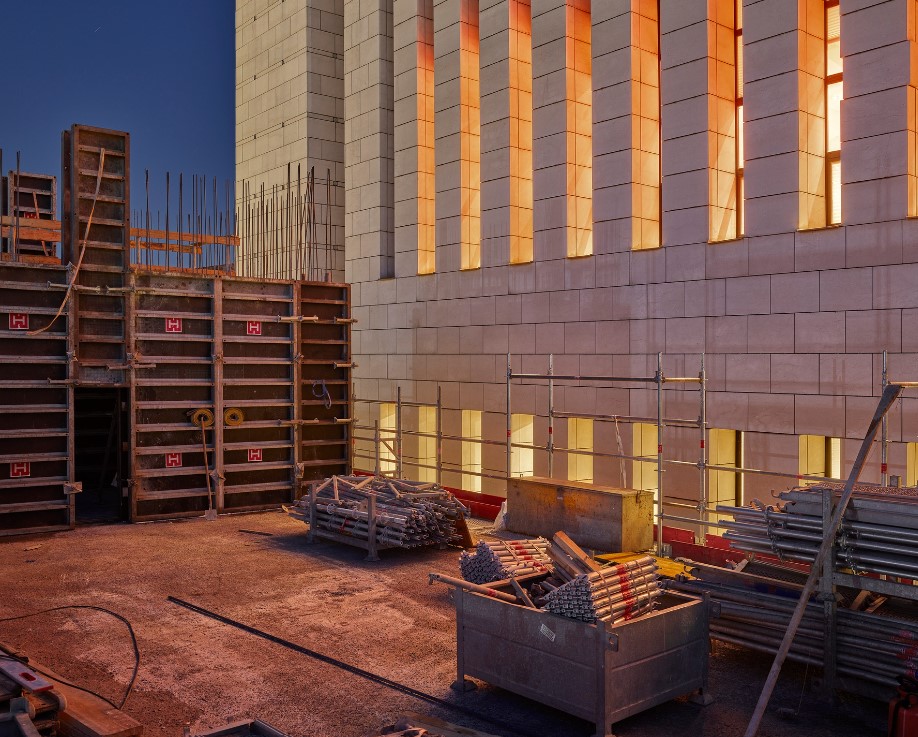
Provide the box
[130,272,216,520]
[65,125,129,386]
[2,171,57,259]
[220,279,297,510]
[0,262,73,534]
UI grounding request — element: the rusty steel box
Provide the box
[452,589,711,737]
[506,476,654,552]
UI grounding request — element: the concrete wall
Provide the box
[235,0,346,279]
[242,0,918,523]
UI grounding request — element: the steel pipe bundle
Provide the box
[459,538,551,584]
[717,483,918,580]
[287,475,468,551]
[668,567,918,690]
[544,556,662,624]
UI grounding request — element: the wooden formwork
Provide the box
[0,261,74,534]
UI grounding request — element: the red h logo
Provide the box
[8,313,28,330]
[246,321,262,336]
[247,448,263,463]
[10,462,30,478]
[165,318,183,333]
[165,453,182,468]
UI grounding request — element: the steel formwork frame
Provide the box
[0,125,353,535]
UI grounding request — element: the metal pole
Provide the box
[699,353,708,544]
[506,353,512,482]
[436,385,443,487]
[548,353,554,478]
[656,352,664,555]
[881,350,888,486]
[374,421,381,477]
[396,386,403,479]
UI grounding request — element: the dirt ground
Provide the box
[0,512,887,737]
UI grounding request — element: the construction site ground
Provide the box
[0,512,888,737]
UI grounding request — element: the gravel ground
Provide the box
[0,512,887,736]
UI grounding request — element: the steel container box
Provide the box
[452,589,710,737]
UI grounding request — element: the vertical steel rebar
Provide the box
[699,352,708,544]
[436,385,443,487]
[506,353,512,482]
[396,386,403,479]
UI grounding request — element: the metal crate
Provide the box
[452,589,712,737]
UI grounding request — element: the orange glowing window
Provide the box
[418,0,436,275]
[632,2,660,250]
[460,0,481,270]
[509,0,533,264]
[826,1,842,225]
[565,0,592,258]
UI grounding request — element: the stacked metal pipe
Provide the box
[459,538,552,584]
[717,483,918,580]
[287,475,468,549]
[669,565,918,689]
[544,556,662,624]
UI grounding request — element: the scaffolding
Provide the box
[353,352,901,554]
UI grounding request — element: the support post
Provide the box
[436,385,443,487]
[699,353,707,544]
[396,386,403,479]
[548,354,555,478]
[366,490,379,561]
[820,485,838,697]
[506,353,512,483]
[881,350,888,487]
[374,420,381,477]
[656,352,665,555]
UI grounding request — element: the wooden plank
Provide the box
[0,643,142,737]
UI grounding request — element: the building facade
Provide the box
[235,0,346,279]
[239,0,918,527]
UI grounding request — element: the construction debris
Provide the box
[287,475,468,559]
[377,713,502,737]
[458,538,551,583]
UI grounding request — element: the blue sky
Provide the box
[0,1,233,217]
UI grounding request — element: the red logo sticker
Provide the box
[10,462,30,478]
[165,453,182,468]
[247,448,263,463]
[246,321,262,336]
[8,313,28,330]
[165,317,183,333]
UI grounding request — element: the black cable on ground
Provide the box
[167,596,544,737]
[0,605,140,709]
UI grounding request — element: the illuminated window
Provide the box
[907,443,918,487]
[566,0,593,258]
[380,403,397,475]
[460,0,481,270]
[709,0,739,242]
[418,0,436,274]
[509,0,534,264]
[462,410,482,492]
[511,413,534,477]
[826,1,842,225]
[735,0,744,237]
[417,406,437,483]
[567,417,593,483]
[709,428,743,506]
[632,423,658,492]
[633,1,660,250]
[799,434,842,484]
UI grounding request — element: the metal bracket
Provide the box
[607,633,619,651]
[63,481,83,495]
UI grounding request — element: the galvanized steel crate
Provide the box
[452,588,711,737]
